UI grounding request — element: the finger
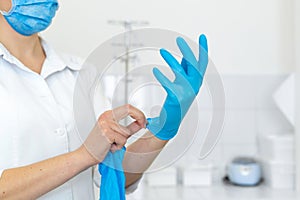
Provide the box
[111,143,124,152]
[198,34,209,75]
[154,66,191,96]
[181,58,188,73]
[110,144,118,153]
[199,34,208,52]
[180,57,199,76]
[160,49,185,75]
[181,58,200,77]
[110,121,131,138]
[153,67,175,96]
[176,37,198,67]
[112,104,147,128]
[127,121,143,135]
[111,140,125,152]
[106,128,127,146]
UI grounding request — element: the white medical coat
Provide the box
[0,39,138,199]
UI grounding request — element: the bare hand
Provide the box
[82,104,147,164]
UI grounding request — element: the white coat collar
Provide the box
[0,38,82,79]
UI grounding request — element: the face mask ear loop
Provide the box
[1,0,16,16]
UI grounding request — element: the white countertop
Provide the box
[127,182,299,200]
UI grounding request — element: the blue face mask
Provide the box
[0,0,59,36]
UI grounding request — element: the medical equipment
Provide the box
[227,157,262,186]
[107,20,149,107]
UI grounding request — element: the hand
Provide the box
[82,104,147,164]
[147,34,208,140]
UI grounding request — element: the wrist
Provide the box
[148,131,169,149]
[147,117,179,140]
[75,146,102,167]
[153,129,179,140]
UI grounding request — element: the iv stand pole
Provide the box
[108,20,149,125]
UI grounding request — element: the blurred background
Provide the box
[42,0,300,199]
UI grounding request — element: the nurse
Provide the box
[0,0,208,199]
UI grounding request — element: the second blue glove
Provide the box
[98,147,126,200]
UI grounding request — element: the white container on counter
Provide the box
[146,167,177,187]
[182,164,213,187]
[258,134,294,163]
[262,161,295,189]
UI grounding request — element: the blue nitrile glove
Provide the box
[98,147,126,200]
[147,35,208,140]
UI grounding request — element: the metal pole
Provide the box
[108,20,149,125]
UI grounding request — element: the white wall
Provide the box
[42,0,294,74]
[294,0,300,191]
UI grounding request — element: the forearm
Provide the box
[123,131,168,187]
[0,146,96,200]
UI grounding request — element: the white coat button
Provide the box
[55,128,66,136]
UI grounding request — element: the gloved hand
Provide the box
[147,35,208,140]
